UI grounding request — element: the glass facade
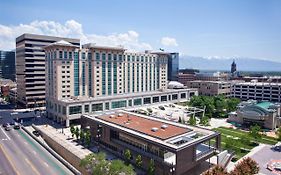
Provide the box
[82,62,86,95]
[74,51,79,96]
[134,98,142,106]
[111,100,127,109]
[167,53,179,81]
[108,54,112,95]
[0,51,15,81]
[92,103,103,111]
[88,53,92,96]
[113,54,117,94]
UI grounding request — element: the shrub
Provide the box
[231,157,259,175]
[202,165,228,175]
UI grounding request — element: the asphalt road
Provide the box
[0,107,74,175]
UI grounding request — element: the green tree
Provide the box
[70,125,75,138]
[276,127,281,141]
[231,157,259,175]
[85,130,91,147]
[188,116,196,126]
[199,116,209,126]
[109,160,135,175]
[75,127,80,140]
[80,130,85,143]
[147,159,155,175]
[124,149,132,164]
[249,125,261,140]
[135,155,142,168]
[240,135,251,146]
[226,98,240,112]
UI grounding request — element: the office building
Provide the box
[81,111,220,175]
[0,50,15,81]
[228,100,281,130]
[16,34,80,108]
[231,60,237,74]
[178,71,229,85]
[186,80,232,96]
[44,41,197,126]
[232,81,281,102]
[167,52,179,81]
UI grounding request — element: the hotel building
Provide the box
[44,41,197,126]
[16,34,80,108]
[81,111,221,175]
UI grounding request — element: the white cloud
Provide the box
[0,20,152,51]
[161,37,178,47]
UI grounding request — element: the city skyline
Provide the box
[1,0,281,62]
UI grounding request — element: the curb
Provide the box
[22,125,81,175]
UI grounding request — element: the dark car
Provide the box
[2,123,9,127]
[32,130,40,137]
[14,123,20,129]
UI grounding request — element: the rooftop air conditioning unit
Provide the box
[151,127,159,132]
[161,124,168,129]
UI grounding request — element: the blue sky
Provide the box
[1,0,281,62]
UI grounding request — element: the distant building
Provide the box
[167,52,179,81]
[186,80,232,96]
[231,60,237,74]
[232,81,281,102]
[16,33,80,108]
[178,71,229,85]
[228,100,281,130]
[0,50,15,81]
[81,111,220,175]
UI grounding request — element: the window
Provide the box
[134,98,142,106]
[111,100,127,109]
[59,51,63,58]
[64,51,67,59]
[69,106,82,115]
[84,105,89,113]
[152,96,159,103]
[143,97,151,104]
[69,52,72,59]
[92,103,103,111]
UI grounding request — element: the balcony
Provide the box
[196,143,216,161]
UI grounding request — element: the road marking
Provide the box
[1,138,8,141]
[43,162,49,167]
[0,127,11,140]
[0,144,20,175]
[24,158,41,175]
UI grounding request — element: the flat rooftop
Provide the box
[97,113,191,140]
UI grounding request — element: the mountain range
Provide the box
[179,56,281,72]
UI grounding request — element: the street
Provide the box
[0,107,74,175]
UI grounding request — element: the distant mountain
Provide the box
[179,56,281,72]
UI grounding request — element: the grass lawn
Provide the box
[212,127,278,161]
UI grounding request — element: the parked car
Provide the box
[2,123,9,127]
[5,124,11,131]
[14,123,20,129]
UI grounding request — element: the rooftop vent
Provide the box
[151,127,159,132]
[118,113,124,117]
[161,124,168,129]
[109,115,115,118]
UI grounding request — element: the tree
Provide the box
[188,116,196,126]
[75,127,80,140]
[240,135,251,146]
[135,155,142,168]
[231,157,259,175]
[70,125,75,138]
[200,116,209,126]
[85,130,91,147]
[147,159,155,175]
[276,127,281,141]
[202,165,228,175]
[124,149,132,164]
[226,98,240,112]
[80,130,85,143]
[109,160,135,175]
[249,125,261,140]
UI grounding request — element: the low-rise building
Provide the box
[232,81,281,102]
[81,111,221,175]
[228,100,281,130]
[186,81,232,96]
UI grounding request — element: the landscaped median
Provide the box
[212,127,278,161]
